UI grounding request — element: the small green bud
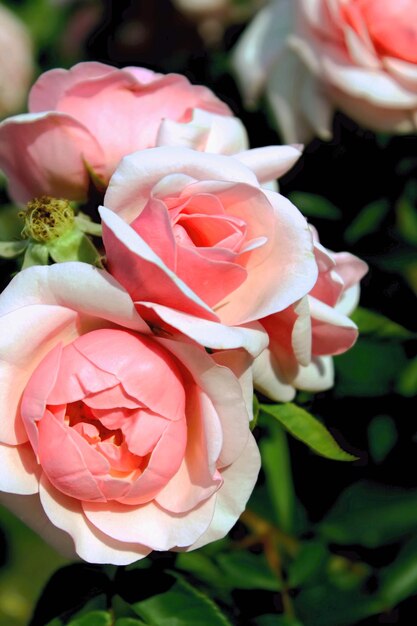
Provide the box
[20,196,74,243]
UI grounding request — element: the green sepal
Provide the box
[47,227,103,267]
[22,242,49,268]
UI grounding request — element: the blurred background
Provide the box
[0,1,417,624]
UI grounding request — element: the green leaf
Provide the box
[334,338,407,397]
[295,585,379,626]
[350,307,415,340]
[259,415,295,532]
[256,616,304,626]
[115,620,148,626]
[68,611,112,626]
[368,415,397,464]
[48,228,102,266]
[0,240,27,258]
[251,394,260,431]
[132,576,232,626]
[260,404,357,462]
[22,242,49,268]
[327,556,371,591]
[379,534,417,608]
[176,552,227,590]
[216,551,282,591]
[0,205,24,240]
[344,199,390,244]
[396,356,417,397]
[396,195,417,246]
[288,541,328,588]
[320,481,417,547]
[75,213,103,237]
[287,192,341,220]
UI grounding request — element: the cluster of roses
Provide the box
[0,61,366,565]
[233,0,417,142]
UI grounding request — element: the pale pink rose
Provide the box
[0,61,231,203]
[254,235,368,401]
[99,146,317,352]
[0,262,260,565]
[232,0,417,142]
[0,4,33,118]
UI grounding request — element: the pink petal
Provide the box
[0,443,40,495]
[73,329,186,421]
[100,206,217,321]
[214,188,318,324]
[156,385,223,514]
[136,302,268,357]
[39,475,149,564]
[38,410,108,502]
[157,338,250,467]
[0,112,105,203]
[0,263,150,335]
[29,61,118,111]
[83,494,216,551]
[235,145,303,183]
[121,417,187,505]
[47,343,119,405]
[0,491,76,559]
[0,307,76,446]
[121,410,168,457]
[252,346,297,403]
[103,147,259,223]
[185,433,260,551]
[310,297,358,356]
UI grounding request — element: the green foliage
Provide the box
[256,617,304,626]
[319,481,417,547]
[334,338,407,397]
[47,227,102,266]
[379,535,417,608]
[396,356,417,396]
[344,199,390,243]
[131,576,232,626]
[260,403,356,462]
[396,195,417,246]
[259,413,295,532]
[288,192,341,220]
[114,617,146,626]
[351,307,415,340]
[67,611,113,626]
[368,415,398,463]
[287,541,327,588]
[216,551,281,591]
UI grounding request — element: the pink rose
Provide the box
[0,4,33,118]
[99,146,317,352]
[254,236,368,401]
[0,262,260,564]
[0,61,231,203]
[232,0,417,142]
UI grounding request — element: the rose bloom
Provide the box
[232,0,417,142]
[254,233,368,401]
[0,262,260,564]
[99,145,318,352]
[0,4,33,118]
[0,61,233,203]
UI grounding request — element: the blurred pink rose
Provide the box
[0,262,260,564]
[254,236,368,401]
[0,61,231,203]
[0,4,33,118]
[99,145,317,352]
[232,0,417,142]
